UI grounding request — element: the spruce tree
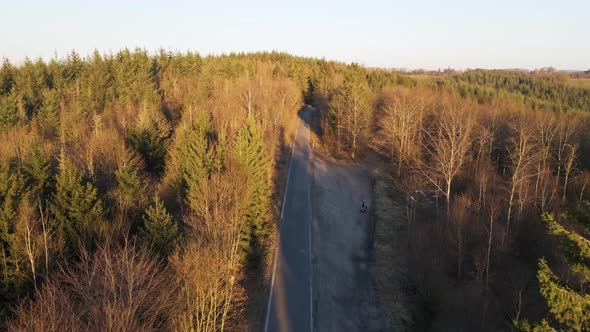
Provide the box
[50,160,103,250]
[235,116,270,263]
[126,123,167,176]
[516,207,590,331]
[0,59,15,96]
[141,195,178,256]
[23,139,53,200]
[38,88,61,137]
[0,164,22,231]
[0,92,20,129]
[179,114,214,209]
[114,162,146,222]
[0,163,25,308]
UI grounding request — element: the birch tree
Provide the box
[420,96,475,214]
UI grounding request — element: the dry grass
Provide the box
[371,158,412,330]
[566,78,590,89]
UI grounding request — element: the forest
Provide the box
[0,49,589,331]
[313,65,590,330]
[0,49,314,330]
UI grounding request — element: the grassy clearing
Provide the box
[371,157,412,330]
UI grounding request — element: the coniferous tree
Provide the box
[235,116,270,263]
[113,162,146,224]
[0,59,15,96]
[23,140,53,200]
[0,163,25,311]
[140,195,178,256]
[536,258,590,331]
[50,160,103,250]
[516,208,590,331]
[180,115,214,209]
[0,92,20,129]
[37,88,61,137]
[15,59,48,119]
[126,108,171,177]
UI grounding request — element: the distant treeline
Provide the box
[443,70,590,112]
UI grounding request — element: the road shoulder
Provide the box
[311,148,391,331]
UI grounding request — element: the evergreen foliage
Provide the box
[179,114,214,206]
[23,140,53,200]
[0,92,20,129]
[0,59,15,96]
[450,70,590,112]
[235,116,270,263]
[126,116,169,176]
[537,258,590,331]
[113,162,146,222]
[570,201,590,236]
[37,88,61,137]
[50,160,103,250]
[0,164,24,237]
[544,212,590,281]
[141,195,178,256]
[0,163,25,312]
[516,208,590,331]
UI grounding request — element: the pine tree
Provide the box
[50,160,103,250]
[235,116,270,263]
[141,195,178,256]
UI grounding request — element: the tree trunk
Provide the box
[485,213,493,288]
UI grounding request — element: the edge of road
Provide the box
[264,110,301,332]
[308,110,314,332]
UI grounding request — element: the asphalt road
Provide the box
[265,109,313,332]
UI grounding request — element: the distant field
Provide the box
[567,78,590,89]
[408,74,434,81]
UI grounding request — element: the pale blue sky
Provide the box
[1,0,588,70]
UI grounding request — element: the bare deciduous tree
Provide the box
[533,113,559,212]
[378,87,428,176]
[9,243,175,332]
[448,194,473,279]
[505,117,539,241]
[172,161,248,331]
[420,95,475,214]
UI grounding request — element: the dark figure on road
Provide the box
[361,201,367,213]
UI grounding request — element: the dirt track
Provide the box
[311,152,391,331]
